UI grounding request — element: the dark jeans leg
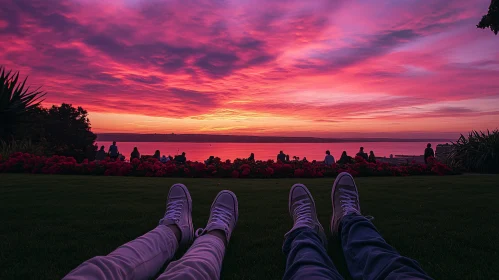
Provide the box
[283,227,344,280]
[340,214,433,280]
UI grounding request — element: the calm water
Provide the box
[95,142,445,162]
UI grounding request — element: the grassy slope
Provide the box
[0,174,498,279]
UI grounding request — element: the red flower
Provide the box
[239,164,251,170]
[0,152,456,178]
[241,168,250,177]
[294,169,305,177]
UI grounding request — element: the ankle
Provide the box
[166,224,182,243]
[206,229,228,246]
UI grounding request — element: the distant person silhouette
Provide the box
[356,147,368,161]
[248,153,255,162]
[175,152,187,163]
[130,147,140,160]
[368,151,376,163]
[95,146,106,161]
[302,157,308,163]
[424,143,435,164]
[205,156,215,165]
[324,150,335,165]
[277,151,286,162]
[153,150,161,160]
[161,155,170,163]
[286,154,290,162]
[338,151,353,164]
[108,141,119,160]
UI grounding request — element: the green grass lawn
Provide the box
[1,174,498,279]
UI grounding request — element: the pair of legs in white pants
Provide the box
[64,184,238,280]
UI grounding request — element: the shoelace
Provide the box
[195,207,232,238]
[339,188,361,216]
[163,200,183,222]
[293,200,314,226]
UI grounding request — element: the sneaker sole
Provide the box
[211,190,239,224]
[169,183,194,243]
[330,172,359,234]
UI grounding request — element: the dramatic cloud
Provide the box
[0,0,497,137]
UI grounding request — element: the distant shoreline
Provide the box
[97,133,452,143]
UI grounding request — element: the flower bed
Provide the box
[0,153,457,178]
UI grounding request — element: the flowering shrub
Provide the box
[0,153,457,178]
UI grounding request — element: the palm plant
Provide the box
[450,130,499,173]
[0,66,46,140]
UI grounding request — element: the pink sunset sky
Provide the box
[1,0,498,138]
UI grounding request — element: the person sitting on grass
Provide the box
[161,155,170,163]
[324,150,335,165]
[64,172,432,280]
[277,151,286,162]
[368,150,376,163]
[248,153,255,162]
[337,151,353,164]
[424,143,435,164]
[130,147,140,160]
[153,150,161,161]
[356,147,369,161]
[108,141,119,161]
[95,146,106,161]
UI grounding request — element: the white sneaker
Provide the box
[195,190,238,243]
[331,172,362,235]
[159,183,194,247]
[286,183,327,246]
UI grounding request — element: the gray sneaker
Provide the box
[330,172,361,235]
[159,183,194,247]
[195,190,239,243]
[286,184,327,246]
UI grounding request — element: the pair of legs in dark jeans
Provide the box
[283,172,432,279]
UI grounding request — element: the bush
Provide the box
[450,130,499,173]
[0,139,47,158]
[0,153,458,177]
[8,104,97,162]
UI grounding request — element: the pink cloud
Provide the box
[0,0,497,136]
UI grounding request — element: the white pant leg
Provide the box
[64,225,178,280]
[157,235,225,280]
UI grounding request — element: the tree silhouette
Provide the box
[0,66,46,140]
[477,0,499,35]
[43,104,97,161]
